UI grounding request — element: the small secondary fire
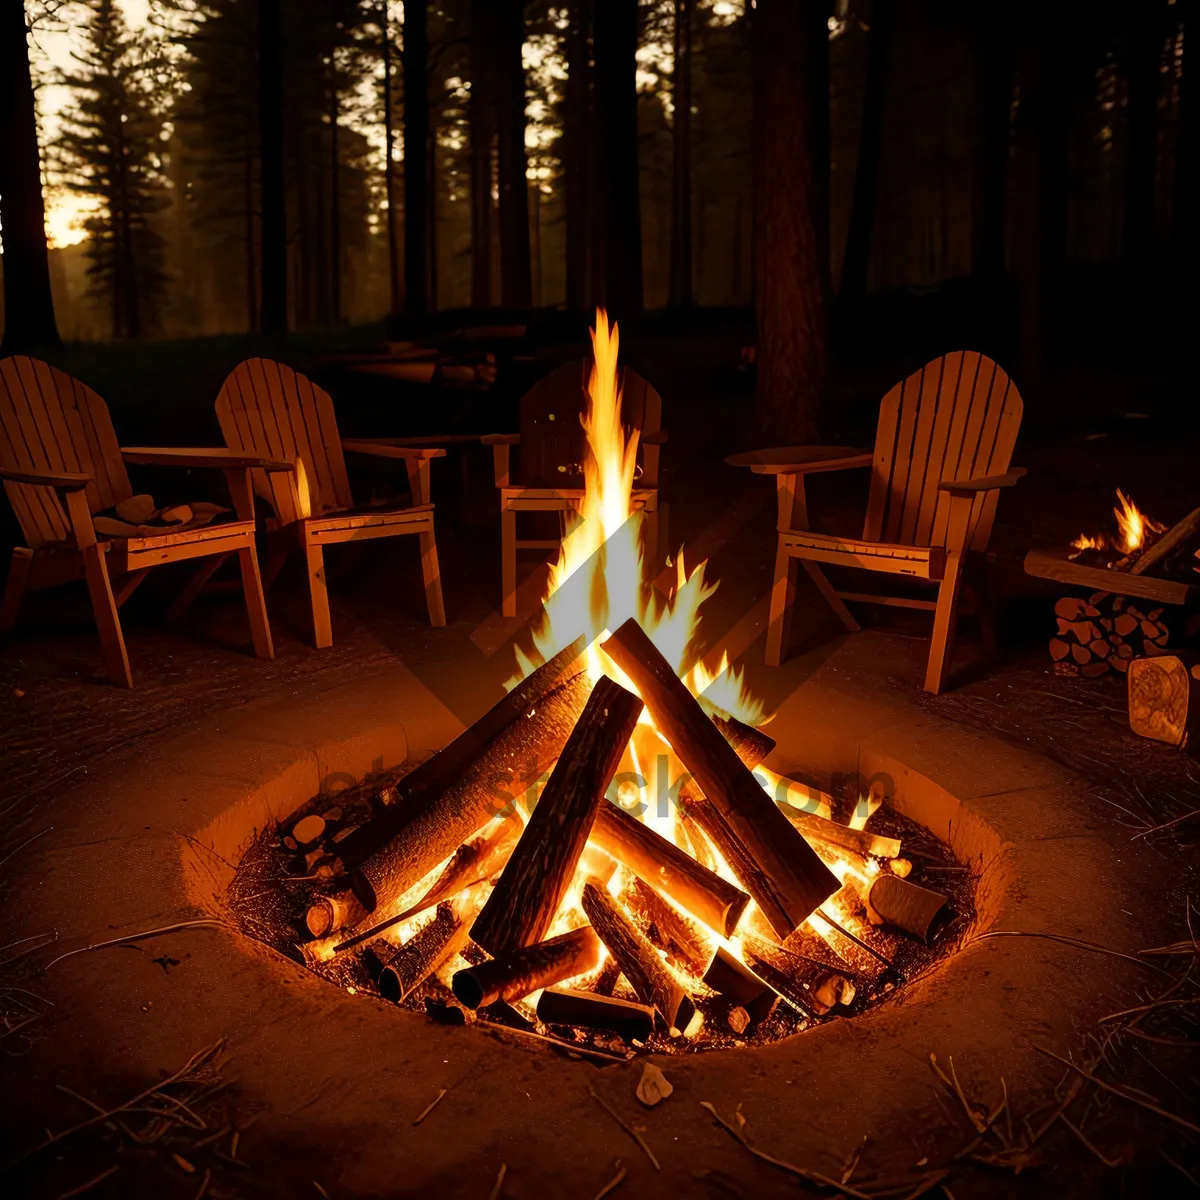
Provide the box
[243,312,966,1052]
[1069,489,1166,564]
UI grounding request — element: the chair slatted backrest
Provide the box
[863,352,1023,553]
[0,356,132,549]
[215,358,353,524]
[518,360,663,488]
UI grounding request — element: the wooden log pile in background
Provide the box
[1049,593,1169,678]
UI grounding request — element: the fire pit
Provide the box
[221,315,975,1054]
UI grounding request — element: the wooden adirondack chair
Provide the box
[0,356,282,687]
[728,351,1025,693]
[214,358,445,647]
[484,360,667,617]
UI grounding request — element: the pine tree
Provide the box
[57,0,170,338]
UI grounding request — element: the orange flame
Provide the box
[1113,489,1164,554]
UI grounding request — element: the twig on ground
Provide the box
[0,826,53,869]
[1130,806,1200,840]
[487,1162,507,1200]
[593,1159,627,1200]
[965,930,1170,975]
[54,1165,119,1199]
[590,1085,660,1171]
[7,1041,226,1166]
[699,1102,872,1198]
[1034,1045,1200,1135]
[413,1088,447,1125]
[1058,1114,1122,1168]
[42,920,225,972]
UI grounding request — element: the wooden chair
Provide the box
[0,356,282,687]
[214,358,446,648]
[728,351,1025,693]
[484,360,668,617]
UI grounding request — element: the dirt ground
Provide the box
[2,331,1198,1195]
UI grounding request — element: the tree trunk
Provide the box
[1012,1,1068,385]
[563,0,593,310]
[593,0,643,315]
[469,0,495,308]
[0,0,60,350]
[403,0,429,315]
[495,0,532,308]
[380,3,401,315]
[258,0,287,333]
[753,0,827,445]
[1124,1,1164,263]
[244,150,258,331]
[838,0,893,311]
[668,0,695,309]
[330,78,341,323]
[1175,0,1195,268]
[427,114,438,311]
[971,0,1014,288]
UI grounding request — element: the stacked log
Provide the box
[1049,593,1168,678]
[1128,654,1200,749]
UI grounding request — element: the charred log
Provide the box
[470,677,643,957]
[452,926,603,1010]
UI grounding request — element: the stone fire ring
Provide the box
[9,662,1165,1197]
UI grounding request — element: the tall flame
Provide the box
[515,310,760,726]
[1113,489,1164,554]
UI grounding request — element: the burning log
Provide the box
[334,818,520,955]
[305,890,367,939]
[470,677,644,957]
[866,876,949,943]
[701,947,777,1024]
[711,713,775,767]
[781,806,902,860]
[536,987,655,1041]
[451,927,603,1010]
[1128,654,1200,749]
[379,902,470,1003]
[589,800,750,937]
[1130,505,1200,576]
[352,671,592,912]
[623,877,713,975]
[581,880,696,1033]
[603,619,839,939]
[338,635,587,869]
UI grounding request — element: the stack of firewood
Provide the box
[1050,593,1169,678]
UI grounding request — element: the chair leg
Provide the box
[800,561,862,632]
[925,553,965,694]
[501,507,517,618]
[765,540,796,667]
[81,544,133,687]
[419,527,446,627]
[305,542,333,649]
[643,507,660,574]
[237,542,275,660]
[0,548,33,633]
[168,554,232,622]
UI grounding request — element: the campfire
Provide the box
[1037,490,1200,679]
[231,313,969,1053]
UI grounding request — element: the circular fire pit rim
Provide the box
[10,664,1159,1196]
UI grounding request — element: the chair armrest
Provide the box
[938,468,1027,495]
[0,466,93,491]
[480,433,520,445]
[725,446,873,475]
[122,447,295,472]
[641,430,669,445]
[341,439,446,461]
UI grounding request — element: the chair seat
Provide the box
[303,501,435,545]
[501,486,656,512]
[780,529,947,580]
